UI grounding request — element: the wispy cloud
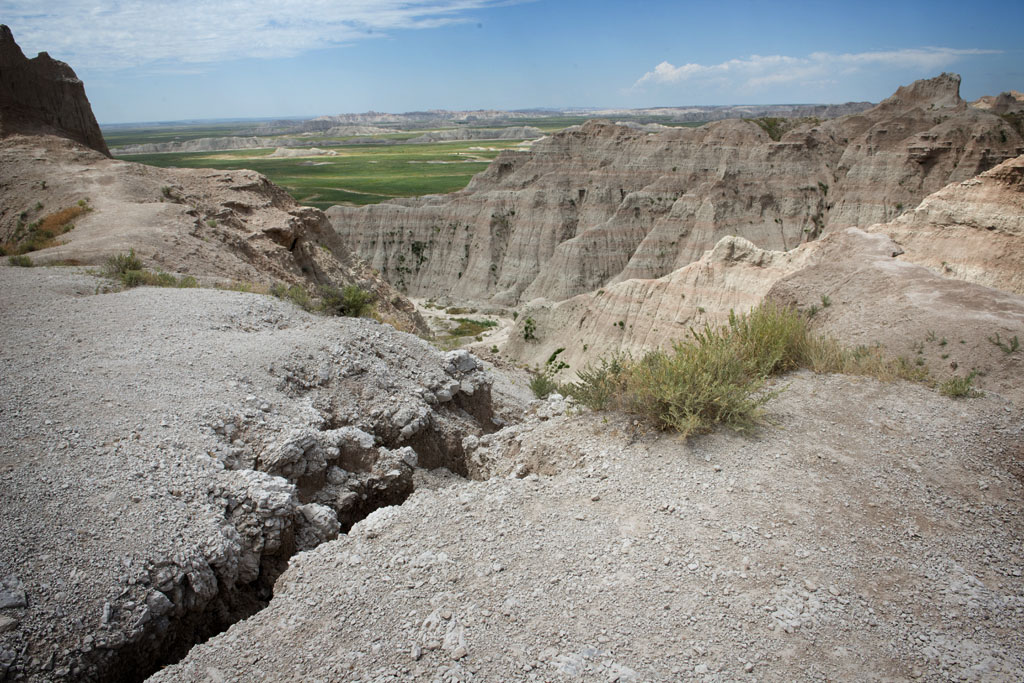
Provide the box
[635,48,1002,90]
[4,0,519,70]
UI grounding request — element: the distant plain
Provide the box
[107,118,705,208]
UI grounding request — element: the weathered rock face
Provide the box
[329,74,1023,306]
[0,25,110,156]
[869,154,1024,294]
[504,218,1024,402]
[503,236,813,372]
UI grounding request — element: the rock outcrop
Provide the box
[503,170,1024,402]
[0,25,110,156]
[150,373,1024,683]
[0,135,427,334]
[504,236,813,372]
[329,74,1023,306]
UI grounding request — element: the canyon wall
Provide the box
[328,74,1023,306]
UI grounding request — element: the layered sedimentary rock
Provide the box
[0,25,110,156]
[503,236,813,372]
[507,227,1024,402]
[329,74,1023,306]
[405,126,543,143]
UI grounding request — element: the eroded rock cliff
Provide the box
[0,25,109,156]
[328,74,1023,307]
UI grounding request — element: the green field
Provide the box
[120,140,525,208]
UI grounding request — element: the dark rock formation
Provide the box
[0,24,110,156]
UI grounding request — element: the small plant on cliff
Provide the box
[8,254,33,267]
[530,348,569,399]
[522,316,537,342]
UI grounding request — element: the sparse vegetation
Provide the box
[449,318,497,337]
[102,249,143,277]
[1,202,91,255]
[270,281,376,318]
[562,300,937,438]
[320,284,375,317]
[530,348,569,399]
[101,249,200,288]
[8,254,33,267]
[940,372,982,398]
[988,332,1020,354]
[522,316,537,342]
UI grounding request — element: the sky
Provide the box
[3,0,1023,124]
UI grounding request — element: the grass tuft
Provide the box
[271,281,375,318]
[563,300,947,438]
[8,254,34,267]
[939,372,982,398]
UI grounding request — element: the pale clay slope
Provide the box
[504,154,1024,402]
[869,153,1024,295]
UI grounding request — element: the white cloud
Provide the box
[635,48,1001,90]
[4,0,520,69]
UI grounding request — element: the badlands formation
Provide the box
[1,25,1024,683]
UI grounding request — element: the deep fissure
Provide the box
[101,387,498,683]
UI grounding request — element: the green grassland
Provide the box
[122,140,524,208]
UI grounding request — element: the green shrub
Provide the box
[564,300,947,438]
[270,282,315,311]
[119,269,147,288]
[624,331,774,437]
[8,254,33,267]
[563,354,630,410]
[522,316,537,341]
[104,249,143,277]
[940,372,982,398]
[529,371,560,399]
[530,347,570,399]
[178,275,199,288]
[325,284,374,317]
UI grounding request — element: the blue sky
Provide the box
[3,0,1022,124]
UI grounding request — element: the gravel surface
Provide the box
[0,265,503,681]
[157,374,1023,682]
